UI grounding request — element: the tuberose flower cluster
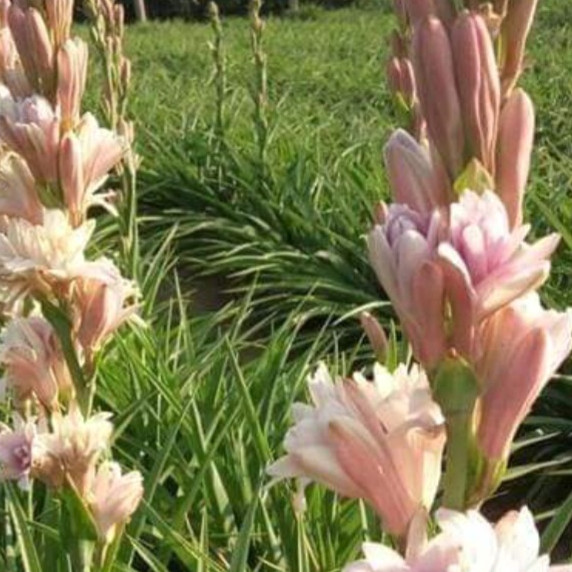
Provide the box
[270,1,572,570]
[0,0,142,552]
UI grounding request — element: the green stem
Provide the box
[41,300,90,416]
[442,414,472,510]
[70,540,95,572]
[433,357,480,511]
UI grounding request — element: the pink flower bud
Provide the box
[386,57,415,108]
[0,153,43,224]
[0,316,73,409]
[451,12,500,173]
[384,129,451,213]
[501,0,538,96]
[12,7,55,96]
[57,38,88,127]
[268,363,445,538]
[412,16,465,178]
[73,268,139,358]
[495,88,534,228]
[476,294,572,462]
[405,0,454,27]
[89,462,143,544]
[45,0,74,48]
[359,312,388,361]
[59,132,84,225]
[368,204,448,369]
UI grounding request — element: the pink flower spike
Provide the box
[452,11,500,173]
[384,128,451,213]
[0,414,36,488]
[495,88,535,228]
[267,362,445,538]
[0,315,73,409]
[89,461,143,544]
[412,16,465,178]
[476,294,572,462]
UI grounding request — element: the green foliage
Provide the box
[4,1,566,569]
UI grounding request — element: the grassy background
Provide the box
[19,2,572,570]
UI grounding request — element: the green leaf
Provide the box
[6,483,43,572]
[541,489,572,555]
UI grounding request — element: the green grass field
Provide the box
[75,2,572,569]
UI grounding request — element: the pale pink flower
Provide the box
[268,362,445,537]
[89,461,143,543]
[0,413,36,488]
[59,113,125,224]
[435,507,570,572]
[0,153,43,224]
[72,263,140,358]
[437,190,559,356]
[0,315,72,408]
[344,507,571,572]
[0,209,96,305]
[368,204,447,369]
[476,293,572,463]
[0,94,60,183]
[33,407,113,494]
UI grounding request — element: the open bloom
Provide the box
[89,461,143,544]
[344,506,570,572]
[0,316,72,408]
[438,190,559,357]
[33,407,113,494]
[268,362,445,537]
[73,269,139,358]
[368,204,447,369]
[0,209,118,307]
[0,414,36,488]
[476,293,572,463]
[59,113,125,225]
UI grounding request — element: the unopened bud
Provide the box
[452,11,500,173]
[495,88,534,228]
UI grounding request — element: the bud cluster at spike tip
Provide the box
[385,3,538,228]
